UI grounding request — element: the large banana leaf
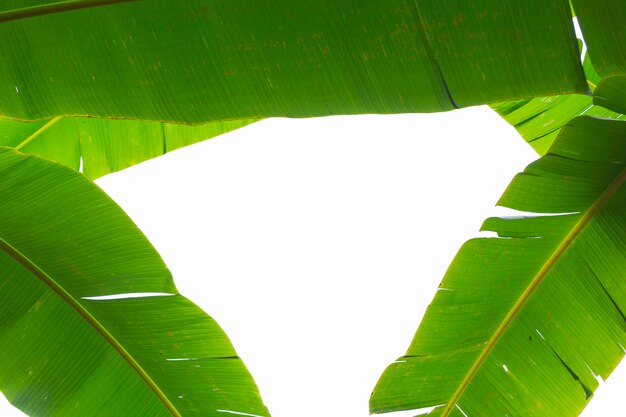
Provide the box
[0,147,268,417]
[0,116,258,179]
[0,0,586,123]
[370,116,626,416]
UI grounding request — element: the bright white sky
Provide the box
[1,106,624,416]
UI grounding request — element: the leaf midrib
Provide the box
[0,232,181,417]
[0,0,139,24]
[440,165,626,417]
[15,117,62,150]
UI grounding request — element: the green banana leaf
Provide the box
[0,2,625,417]
[491,41,625,155]
[370,116,626,416]
[0,116,258,179]
[0,0,586,123]
[572,0,626,114]
[0,147,268,417]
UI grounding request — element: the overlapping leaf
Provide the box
[572,0,626,114]
[0,2,623,417]
[370,116,626,416]
[491,42,625,155]
[0,148,269,417]
[0,116,258,179]
[0,0,585,123]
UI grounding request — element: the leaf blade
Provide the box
[370,117,626,416]
[0,148,268,416]
[0,116,259,179]
[0,1,586,123]
[572,0,626,113]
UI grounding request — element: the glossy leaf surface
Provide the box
[371,117,626,416]
[0,148,268,417]
[0,0,585,123]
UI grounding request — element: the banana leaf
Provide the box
[370,116,626,416]
[0,2,625,417]
[491,41,625,155]
[572,0,626,114]
[0,0,586,123]
[0,116,258,179]
[0,147,268,417]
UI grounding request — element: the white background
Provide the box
[2,107,624,416]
